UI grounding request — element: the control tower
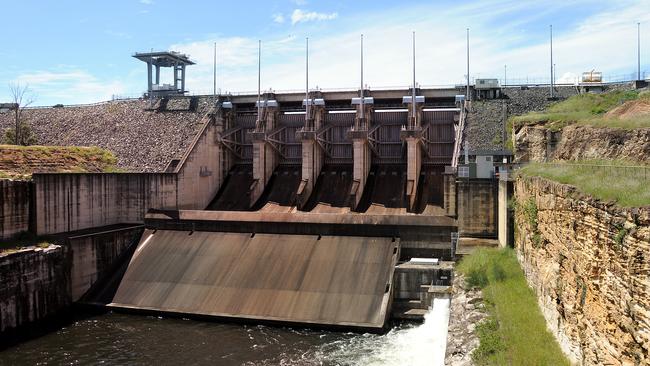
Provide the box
[133,51,195,97]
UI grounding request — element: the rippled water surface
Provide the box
[0,299,449,366]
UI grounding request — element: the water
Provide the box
[0,299,450,366]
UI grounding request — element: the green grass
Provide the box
[511,90,650,131]
[0,231,55,254]
[519,160,650,207]
[0,144,119,179]
[457,248,570,366]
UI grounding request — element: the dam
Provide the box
[104,87,460,330]
[6,86,464,335]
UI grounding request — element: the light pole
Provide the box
[550,25,554,98]
[305,37,309,125]
[504,65,507,87]
[466,28,470,101]
[638,22,642,81]
[412,31,417,128]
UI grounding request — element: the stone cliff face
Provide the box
[514,124,650,163]
[514,176,649,365]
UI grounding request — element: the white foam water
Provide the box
[319,297,451,366]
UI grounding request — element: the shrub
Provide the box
[3,121,38,146]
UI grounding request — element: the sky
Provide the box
[1,0,649,106]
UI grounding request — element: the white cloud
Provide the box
[13,70,126,105]
[272,13,285,24]
[139,0,154,4]
[163,0,650,96]
[291,9,338,25]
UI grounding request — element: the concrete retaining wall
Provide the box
[32,112,224,236]
[0,245,70,332]
[68,226,142,301]
[0,225,141,334]
[457,179,498,237]
[33,173,177,235]
[0,180,32,240]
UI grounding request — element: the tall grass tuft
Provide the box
[519,160,650,207]
[457,248,570,365]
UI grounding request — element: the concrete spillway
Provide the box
[253,165,301,212]
[110,229,398,329]
[206,164,253,211]
[301,165,354,213]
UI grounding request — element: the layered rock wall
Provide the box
[514,176,649,365]
[514,124,650,163]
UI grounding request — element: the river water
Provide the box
[0,298,449,366]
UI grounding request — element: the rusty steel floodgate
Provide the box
[109,229,399,329]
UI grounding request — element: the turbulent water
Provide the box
[0,299,450,366]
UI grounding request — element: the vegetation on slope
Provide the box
[0,231,54,254]
[510,90,650,132]
[0,144,119,180]
[457,248,569,366]
[519,160,650,207]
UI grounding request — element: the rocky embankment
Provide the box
[445,273,486,366]
[514,123,650,163]
[465,86,578,151]
[514,175,649,365]
[0,98,212,172]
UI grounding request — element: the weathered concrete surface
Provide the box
[0,225,141,334]
[111,230,399,329]
[457,179,498,238]
[514,123,650,163]
[515,176,649,365]
[33,110,225,235]
[33,173,178,235]
[0,245,70,332]
[498,178,513,247]
[0,180,31,240]
[68,225,143,301]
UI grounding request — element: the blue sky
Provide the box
[1,0,649,105]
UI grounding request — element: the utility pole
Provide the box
[412,31,417,128]
[360,34,364,123]
[305,37,309,124]
[466,28,470,101]
[257,40,261,124]
[550,25,554,98]
[638,22,642,81]
[213,42,217,99]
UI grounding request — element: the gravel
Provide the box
[464,86,580,151]
[0,98,214,172]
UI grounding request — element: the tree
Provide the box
[8,83,34,145]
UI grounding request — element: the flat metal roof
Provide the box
[133,51,195,66]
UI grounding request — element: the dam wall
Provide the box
[456,179,498,237]
[33,173,178,235]
[0,245,70,333]
[514,176,649,365]
[33,108,225,235]
[0,180,32,240]
[0,225,142,335]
